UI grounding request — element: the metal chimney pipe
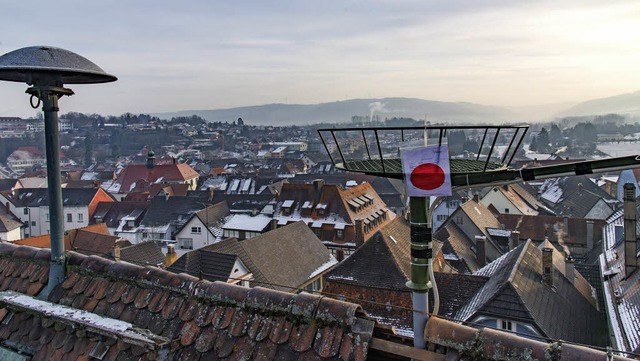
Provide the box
[623,183,638,278]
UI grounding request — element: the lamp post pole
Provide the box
[30,85,73,298]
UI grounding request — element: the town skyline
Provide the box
[1,1,639,118]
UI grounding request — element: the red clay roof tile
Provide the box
[160,295,184,320]
[105,282,127,304]
[147,290,169,313]
[133,288,154,309]
[119,304,138,323]
[253,339,278,361]
[194,326,218,353]
[213,307,235,330]
[214,331,235,358]
[120,284,138,304]
[61,271,80,289]
[133,309,154,329]
[194,306,212,327]
[180,320,201,346]
[315,326,343,358]
[147,313,166,336]
[289,323,318,353]
[269,318,293,345]
[178,298,199,322]
[229,309,251,337]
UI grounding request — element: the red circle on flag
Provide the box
[410,163,445,190]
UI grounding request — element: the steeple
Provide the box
[146,149,155,169]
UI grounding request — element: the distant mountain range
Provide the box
[556,91,640,118]
[152,92,640,126]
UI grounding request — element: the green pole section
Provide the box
[406,196,431,349]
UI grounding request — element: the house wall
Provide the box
[0,228,21,242]
[480,189,522,215]
[432,198,461,231]
[175,217,216,250]
[324,281,412,331]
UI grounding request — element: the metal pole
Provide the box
[34,86,68,298]
[406,196,431,350]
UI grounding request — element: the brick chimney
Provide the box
[509,231,519,251]
[565,255,575,285]
[623,183,638,278]
[112,243,121,261]
[475,235,486,267]
[473,193,480,203]
[354,219,364,246]
[542,247,554,287]
[586,220,594,252]
[313,179,324,205]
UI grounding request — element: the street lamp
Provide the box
[0,46,116,297]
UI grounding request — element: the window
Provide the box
[336,229,344,240]
[314,228,321,237]
[23,208,28,215]
[66,213,72,222]
[46,213,49,222]
[455,216,463,225]
[500,319,515,331]
[437,214,448,222]
[504,208,509,214]
[78,213,83,222]
[178,238,193,249]
[224,229,240,238]
[191,226,202,234]
[31,221,36,226]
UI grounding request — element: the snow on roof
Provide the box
[302,201,313,209]
[308,256,338,279]
[487,228,511,238]
[223,214,272,232]
[282,200,294,208]
[334,223,346,230]
[315,203,327,209]
[0,291,168,346]
[346,180,358,187]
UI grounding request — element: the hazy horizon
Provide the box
[1,1,638,118]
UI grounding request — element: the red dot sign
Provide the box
[410,163,445,190]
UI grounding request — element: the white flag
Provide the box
[401,145,452,196]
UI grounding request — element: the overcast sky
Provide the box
[0,0,638,117]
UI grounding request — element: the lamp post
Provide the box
[0,46,116,297]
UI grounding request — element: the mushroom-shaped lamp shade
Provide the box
[0,46,117,85]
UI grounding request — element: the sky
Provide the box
[0,0,638,118]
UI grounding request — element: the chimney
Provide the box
[563,216,569,242]
[355,219,364,246]
[509,231,519,250]
[542,247,554,286]
[565,255,575,285]
[475,235,486,267]
[473,193,480,203]
[623,183,638,278]
[586,220,594,251]
[166,244,177,267]
[313,179,324,205]
[146,149,155,169]
[113,243,121,261]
